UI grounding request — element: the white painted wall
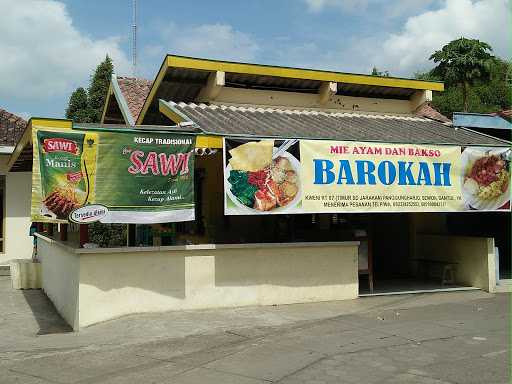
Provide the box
[38,238,80,329]
[1,172,33,265]
[37,238,359,329]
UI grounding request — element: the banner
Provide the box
[32,128,196,224]
[223,138,510,214]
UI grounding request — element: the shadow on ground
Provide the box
[21,289,72,335]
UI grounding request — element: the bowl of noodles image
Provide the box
[461,147,510,210]
[225,140,302,213]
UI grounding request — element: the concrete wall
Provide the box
[38,238,80,329]
[1,172,33,265]
[213,87,413,115]
[37,237,359,329]
[416,234,496,292]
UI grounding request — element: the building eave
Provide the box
[136,54,445,125]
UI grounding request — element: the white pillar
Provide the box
[2,172,33,265]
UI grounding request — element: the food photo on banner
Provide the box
[460,147,510,211]
[223,137,511,215]
[224,138,302,214]
[32,128,196,224]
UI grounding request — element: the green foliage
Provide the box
[370,66,390,77]
[65,55,114,123]
[88,222,127,248]
[416,57,512,119]
[65,87,91,123]
[430,38,495,111]
[87,56,114,123]
[413,71,441,82]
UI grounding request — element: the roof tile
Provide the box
[116,77,152,122]
[0,108,27,146]
[414,103,451,123]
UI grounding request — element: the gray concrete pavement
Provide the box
[0,276,509,383]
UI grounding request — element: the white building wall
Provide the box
[37,238,359,330]
[1,172,33,265]
[38,238,80,329]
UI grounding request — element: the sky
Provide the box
[1,0,510,120]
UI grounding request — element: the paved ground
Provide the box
[0,276,509,384]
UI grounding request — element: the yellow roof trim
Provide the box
[158,99,188,124]
[100,82,114,124]
[136,54,444,125]
[136,58,169,125]
[167,55,444,91]
[196,135,223,149]
[31,117,73,129]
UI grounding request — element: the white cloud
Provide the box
[375,0,512,75]
[273,0,511,77]
[0,0,130,102]
[158,23,259,62]
[303,0,368,13]
[302,0,438,17]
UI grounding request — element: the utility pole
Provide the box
[132,0,137,77]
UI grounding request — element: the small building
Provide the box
[0,109,32,267]
[5,55,511,330]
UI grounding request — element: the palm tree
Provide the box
[430,38,495,112]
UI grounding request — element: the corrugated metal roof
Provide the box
[453,112,512,130]
[165,101,510,147]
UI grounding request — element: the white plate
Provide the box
[225,149,302,214]
[461,147,510,211]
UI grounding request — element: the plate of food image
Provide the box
[225,140,302,214]
[461,147,511,211]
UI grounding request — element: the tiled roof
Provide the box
[0,108,27,146]
[414,103,451,123]
[166,101,509,146]
[116,77,152,122]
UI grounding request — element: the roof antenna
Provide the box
[131,0,137,77]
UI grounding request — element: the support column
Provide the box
[318,81,337,105]
[410,90,433,112]
[60,224,68,242]
[197,71,225,102]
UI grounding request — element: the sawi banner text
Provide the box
[31,128,196,224]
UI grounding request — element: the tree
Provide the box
[87,56,114,122]
[430,37,495,112]
[65,87,91,123]
[370,66,390,77]
[65,55,114,123]
[415,58,512,119]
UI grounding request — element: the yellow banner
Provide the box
[300,140,466,212]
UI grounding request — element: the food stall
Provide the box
[8,57,510,330]
[25,116,508,329]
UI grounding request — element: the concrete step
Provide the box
[0,265,10,276]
